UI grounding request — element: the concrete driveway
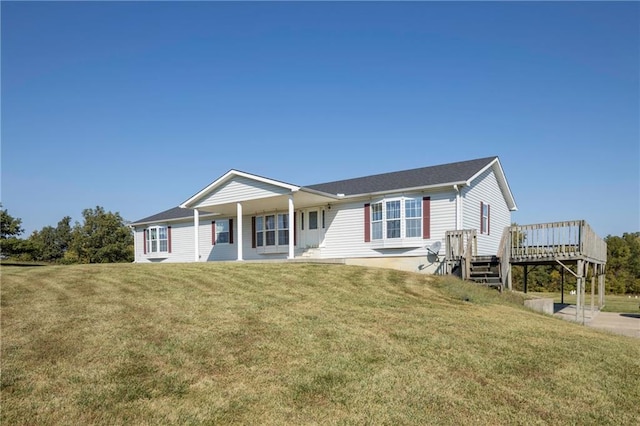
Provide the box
[554,304,640,338]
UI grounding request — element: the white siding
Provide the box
[195,176,290,207]
[199,218,237,261]
[461,166,511,255]
[318,189,456,259]
[134,220,194,263]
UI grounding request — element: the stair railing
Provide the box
[497,227,512,289]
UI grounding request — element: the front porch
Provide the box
[180,170,337,262]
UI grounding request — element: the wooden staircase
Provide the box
[468,256,503,291]
[444,229,505,291]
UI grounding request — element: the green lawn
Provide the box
[2,263,639,425]
[527,291,640,313]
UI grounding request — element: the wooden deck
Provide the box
[445,220,607,324]
[505,221,606,265]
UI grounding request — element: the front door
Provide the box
[301,208,321,248]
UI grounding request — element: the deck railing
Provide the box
[508,220,606,263]
[497,226,512,288]
[445,229,477,279]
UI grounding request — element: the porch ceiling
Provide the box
[195,190,337,217]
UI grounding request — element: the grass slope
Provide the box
[2,263,639,425]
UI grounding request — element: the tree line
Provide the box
[1,205,133,263]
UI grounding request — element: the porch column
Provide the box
[288,194,295,259]
[194,209,200,262]
[236,202,243,261]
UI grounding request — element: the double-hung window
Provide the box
[370,197,424,241]
[278,213,289,245]
[481,202,490,235]
[404,198,422,238]
[255,213,289,248]
[386,200,401,238]
[371,203,383,240]
[215,220,230,244]
[146,225,168,254]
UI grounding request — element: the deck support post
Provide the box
[523,265,528,293]
[598,264,605,309]
[561,266,565,304]
[576,260,584,324]
[507,263,512,291]
[591,262,596,316]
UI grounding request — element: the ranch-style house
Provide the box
[131,156,517,274]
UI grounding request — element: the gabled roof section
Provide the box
[180,169,300,209]
[131,206,221,225]
[304,156,499,196]
[131,206,192,225]
[469,157,517,211]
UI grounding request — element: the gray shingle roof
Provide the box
[132,156,499,224]
[132,206,192,225]
[304,156,497,196]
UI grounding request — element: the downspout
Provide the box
[453,185,461,230]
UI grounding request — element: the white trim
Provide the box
[181,169,300,209]
[236,203,243,261]
[454,184,462,230]
[331,181,468,200]
[288,195,295,259]
[466,158,517,211]
[194,209,200,262]
[132,226,137,262]
[132,211,218,227]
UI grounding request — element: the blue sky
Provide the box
[2,1,639,237]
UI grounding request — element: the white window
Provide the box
[405,198,422,238]
[215,220,229,244]
[481,203,490,235]
[278,213,289,245]
[146,225,168,253]
[265,215,276,246]
[386,200,401,238]
[371,203,383,240]
[256,216,264,247]
[255,213,289,247]
[308,211,318,230]
[371,197,422,240]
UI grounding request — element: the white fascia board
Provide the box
[131,212,219,227]
[298,187,343,199]
[466,157,518,211]
[180,169,300,208]
[339,181,468,200]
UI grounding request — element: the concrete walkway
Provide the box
[553,304,640,338]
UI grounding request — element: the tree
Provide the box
[0,205,25,257]
[70,206,133,263]
[605,232,640,294]
[1,204,24,239]
[25,216,73,262]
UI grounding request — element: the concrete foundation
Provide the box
[524,298,555,315]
